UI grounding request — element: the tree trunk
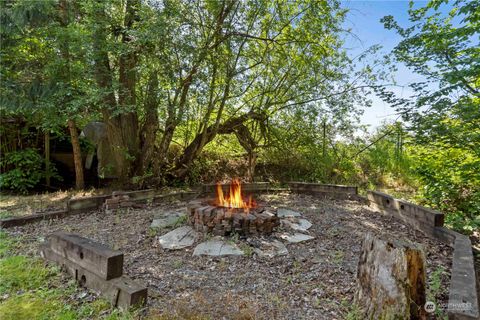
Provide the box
[58,0,84,190]
[117,0,140,177]
[173,112,265,178]
[67,119,84,190]
[355,233,427,319]
[247,151,256,182]
[139,71,159,175]
[44,131,51,187]
[92,0,140,182]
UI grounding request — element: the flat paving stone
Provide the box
[282,218,312,232]
[277,208,302,218]
[279,232,314,243]
[254,239,288,258]
[158,226,198,250]
[193,240,244,256]
[151,212,186,229]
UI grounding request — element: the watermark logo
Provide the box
[424,301,436,313]
[424,300,473,313]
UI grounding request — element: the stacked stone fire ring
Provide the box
[187,200,280,236]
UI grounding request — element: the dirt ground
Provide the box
[5,192,453,319]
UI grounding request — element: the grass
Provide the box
[0,230,138,320]
[0,255,56,295]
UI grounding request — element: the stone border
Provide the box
[367,190,444,237]
[0,210,70,228]
[366,190,479,320]
[288,181,366,202]
[197,182,281,197]
[0,190,199,228]
[1,182,478,319]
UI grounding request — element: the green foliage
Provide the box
[379,0,480,234]
[410,142,480,234]
[0,148,45,193]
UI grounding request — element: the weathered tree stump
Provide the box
[355,233,427,319]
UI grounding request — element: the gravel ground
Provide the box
[6,192,453,319]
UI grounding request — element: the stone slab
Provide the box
[40,246,146,309]
[254,240,288,258]
[151,212,186,229]
[158,226,198,250]
[279,232,314,243]
[277,208,302,218]
[193,240,244,256]
[282,218,312,231]
[47,232,123,280]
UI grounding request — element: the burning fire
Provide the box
[216,179,256,209]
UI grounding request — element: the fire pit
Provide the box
[187,179,280,236]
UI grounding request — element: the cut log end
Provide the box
[355,233,427,319]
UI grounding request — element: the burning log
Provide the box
[187,179,279,236]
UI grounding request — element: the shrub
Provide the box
[0,148,45,193]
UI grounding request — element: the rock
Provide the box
[355,233,426,319]
[277,208,302,218]
[279,233,314,243]
[193,240,244,256]
[151,212,186,229]
[282,218,312,232]
[254,240,288,258]
[158,226,198,250]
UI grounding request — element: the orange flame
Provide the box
[216,179,256,209]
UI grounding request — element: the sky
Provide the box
[341,0,432,131]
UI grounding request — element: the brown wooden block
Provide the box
[41,245,146,309]
[47,232,123,280]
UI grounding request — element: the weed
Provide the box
[345,303,363,320]
[329,250,345,265]
[428,266,444,299]
[427,266,447,318]
[172,260,184,269]
[217,259,228,271]
[173,215,188,227]
[147,227,158,237]
[227,232,240,244]
[239,243,254,257]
